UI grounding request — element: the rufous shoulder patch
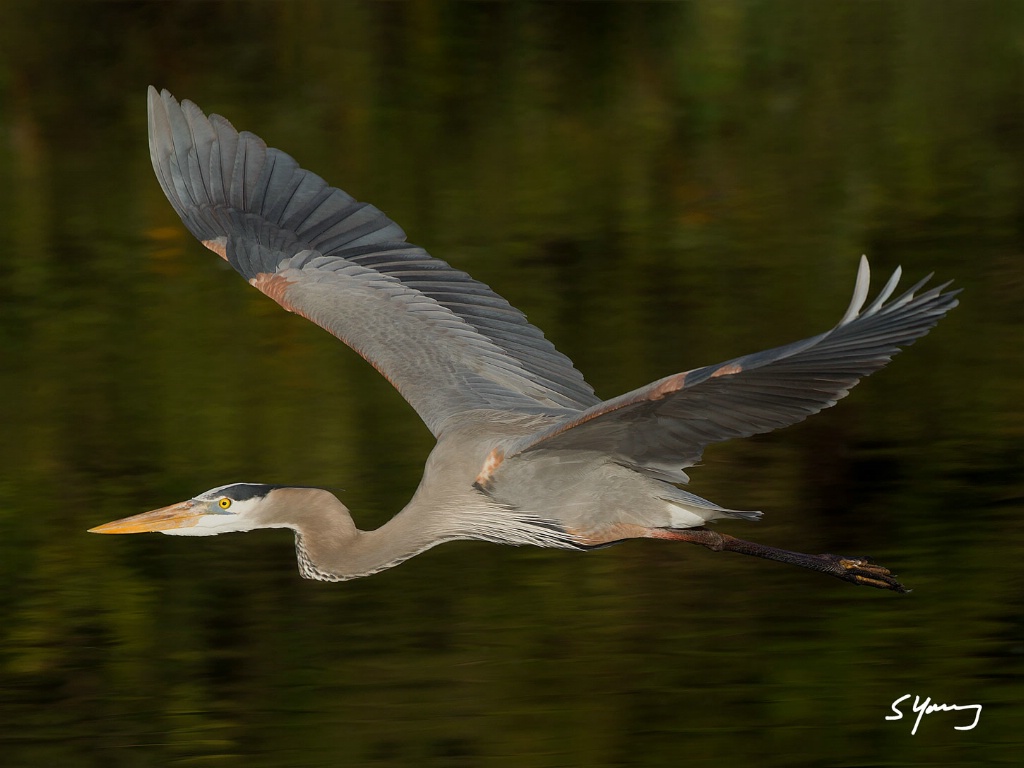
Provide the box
[647,370,689,399]
[202,237,228,260]
[250,272,298,313]
[473,448,505,492]
[709,362,744,378]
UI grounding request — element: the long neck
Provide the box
[271,488,458,582]
[269,486,574,582]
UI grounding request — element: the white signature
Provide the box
[886,694,982,735]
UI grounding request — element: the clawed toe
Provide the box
[830,556,909,593]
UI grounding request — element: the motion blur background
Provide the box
[0,2,1020,766]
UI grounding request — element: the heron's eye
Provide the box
[218,498,232,510]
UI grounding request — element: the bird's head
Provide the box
[88,483,315,537]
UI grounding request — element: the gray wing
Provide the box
[147,88,599,436]
[505,257,959,481]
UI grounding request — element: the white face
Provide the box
[158,496,263,536]
[89,483,301,538]
[160,484,295,537]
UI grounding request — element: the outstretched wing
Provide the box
[147,87,598,436]
[506,257,958,481]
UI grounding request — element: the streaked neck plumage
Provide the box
[259,488,434,581]
[265,486,575,582]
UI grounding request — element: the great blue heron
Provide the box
[90,87,959,591]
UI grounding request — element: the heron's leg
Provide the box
[660,527,908,593]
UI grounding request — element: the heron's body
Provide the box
[90,88,960,591]
[199,417,744,582]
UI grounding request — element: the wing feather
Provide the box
[506,257,959,481]
[147,87,598,435]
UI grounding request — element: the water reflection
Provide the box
[0,1,1021,766]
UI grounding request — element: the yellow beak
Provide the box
[88,501,202,534]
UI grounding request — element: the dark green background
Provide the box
[0,2,1020,766]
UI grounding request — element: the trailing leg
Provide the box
[658,527,908,593]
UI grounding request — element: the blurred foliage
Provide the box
[0,1,1021,766]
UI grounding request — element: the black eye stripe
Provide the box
[209,483,327,502]
[220,484,280,501]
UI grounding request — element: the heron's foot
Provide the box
[823,555,909,593]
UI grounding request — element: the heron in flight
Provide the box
[90,88,959,591]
